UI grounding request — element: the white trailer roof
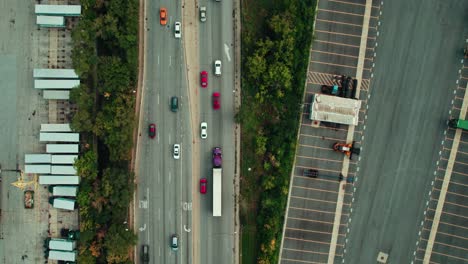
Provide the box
[35,5,81,16]
[51,155,77,164]
[46,144,79,153]
[52,186,78,197]
[36,15,65,27]
[40,133,79,142]
[34,79,80,89]
[212,168,222,217]
[41,123,72,132]
[34,68,78,79]
[48,250,77,262]
[51,165,76,175]
[25,154,51,164]
[309,94,362,126]
[52,198,75,210]
[48,239,76,251]
[39,175,80,185]
[43,90,70,100]
[24,165,51,174]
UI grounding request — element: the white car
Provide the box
[174,22,181,38]
[173,144,180,159]
[200,122,207,139]
[214,60,221,76]
[199,6,207,22]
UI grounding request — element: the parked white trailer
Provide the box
[34,68,78,79]
[36,15,65,28]
[51,165,76,175]
[24,154,51,164]
[213,168,222,217]
[48,250,77,262]
[48,238,76,251]
[35,5,82,16]
[46,144,79,153]
[40,133,79,142]
[51,155,77,164]
[24,165,51,174]
[39,175,80,185]
[50,197,76,210]
[34,79,80,89]
[50,186,78,197]
[41,123,72,132]
[43,90,70,100]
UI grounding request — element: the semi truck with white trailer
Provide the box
[49,186,78,197]
[24,154,51,164]
[47,250,77,262]
[51,165,76,175]
[47,238,76,251]
[33,68,78,79]
[34,79,80,89]
[51,155,77,164]
[40,123,72,132]
[35,4,82,16]
[212,147,222,217]
[43,90,70,100]
[49,197,76,210]
[39,132,79,142]
[46,144,79,153]
[39,175,80,185]
[36,16,65,28]
[24,164,51,174]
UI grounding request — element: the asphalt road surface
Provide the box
[136,0,191,263]
[136,0,236,264]
[196,0,236,263]
[344,0,468,263]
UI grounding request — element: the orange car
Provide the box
[160,8,167,25]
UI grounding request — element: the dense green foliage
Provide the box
[240,0,316,263]
[69,0,139,262]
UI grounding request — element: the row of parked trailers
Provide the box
[35,4,81,28]
[46,238,77,262]
[33,68,79,100]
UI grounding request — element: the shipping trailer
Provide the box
[39,175,80,185]
[43,90,70,100]
[51,165,76,175]
[46,144,79,153]
[36,15,65,28]
[49,186,78,197]
[35,4,81,16]
[34,79,80,89]
[40,123,72,132]
[33,68,78,79]
[24,164,51,174]
[51,155,77,164]
[39,132,79,142]
[24,154,51,164]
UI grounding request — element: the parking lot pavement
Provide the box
[0,1,80,263]
[414,61,468,263]
[279,0,380,263]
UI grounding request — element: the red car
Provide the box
[200,71,208,88]
[149,123,156,138]
[212,92,220,110]
[200,178,207,194]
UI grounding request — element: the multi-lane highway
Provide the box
[135,0,236,263]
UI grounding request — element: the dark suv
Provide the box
[171,96,178,112]
[141,245,149,263]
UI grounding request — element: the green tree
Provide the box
[75,150,98,180]
[103,224,137,263]
[70,84,95,133]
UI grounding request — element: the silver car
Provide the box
[200,122,208,139]
[173,144,180,159]
[199,6,207,22]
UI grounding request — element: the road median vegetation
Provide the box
[239,0,316,263]
[69,0,139,262]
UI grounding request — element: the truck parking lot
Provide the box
[279,0,380,262]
